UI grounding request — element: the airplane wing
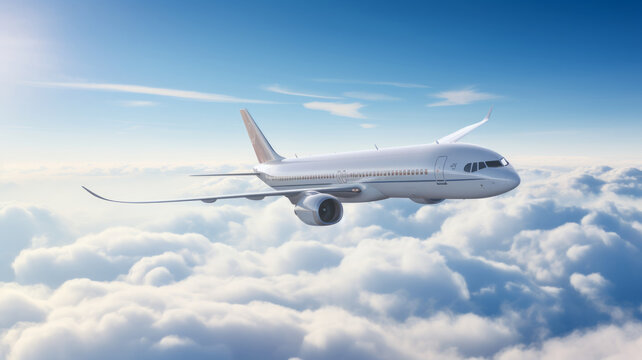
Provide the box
[436,106,492,144]
[82,185,361,204]
[189,172,259,177]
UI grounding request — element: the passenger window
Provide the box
[479,162,486,170]
[472,163,478,172]
[464,163,471,172]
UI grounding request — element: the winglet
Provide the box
[435,106,493,144]
[82,186,111,202]
[484,105,493,121]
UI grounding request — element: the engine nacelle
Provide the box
[410,198,445,205]
[294,193,343,226]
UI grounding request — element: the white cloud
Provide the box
[303,102,366,118]
[1,165,642,359]
[0,289,47,329]
[344,92,400,101]
[12,227,210,286]
[0,205,70,281]
[121,100,157,107]
[570,272,608,299]
[265,84,341,99]
[30,82,277,104]
[496,322,642,360]
[428,87,499,107]
[360,123,377,129]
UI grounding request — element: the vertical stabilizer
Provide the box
[240,109,284,163]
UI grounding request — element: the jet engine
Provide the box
[294,193,343,226]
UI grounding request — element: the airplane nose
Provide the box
[504,169,520,191]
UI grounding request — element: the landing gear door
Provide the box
[435,156,447,185]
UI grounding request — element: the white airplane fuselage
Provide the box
[255,142,520,203]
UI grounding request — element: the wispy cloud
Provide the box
[370,81,428,88]
[265,84,342,99]
[31,82,277,104]
[303,102,365,118]
[121,100,157,107]
[428,87,499,107]
[344,91,400,101]
[360,123,377,128]
[314,78,428,88]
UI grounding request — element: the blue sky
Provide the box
[1,0,641,166]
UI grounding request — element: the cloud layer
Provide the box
[1,165,642,359]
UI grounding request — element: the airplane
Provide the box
[83,108,520,226]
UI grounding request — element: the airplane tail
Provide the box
[240,109,284,163]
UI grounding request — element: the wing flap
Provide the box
[82,185,361,205]
[436,106,492,144]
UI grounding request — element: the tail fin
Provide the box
[240,109,284,163]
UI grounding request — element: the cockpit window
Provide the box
[485,158,509,168]
[464,158,509,172]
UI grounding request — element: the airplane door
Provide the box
[337,170,347,184]
[435,156,447,185]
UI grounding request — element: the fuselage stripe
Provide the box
[270,178,481,188]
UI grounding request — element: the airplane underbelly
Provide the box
[338,184,387,203]
[368,178,490,199]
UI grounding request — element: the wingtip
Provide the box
[82,186,107,201]
[485,105,494,121]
